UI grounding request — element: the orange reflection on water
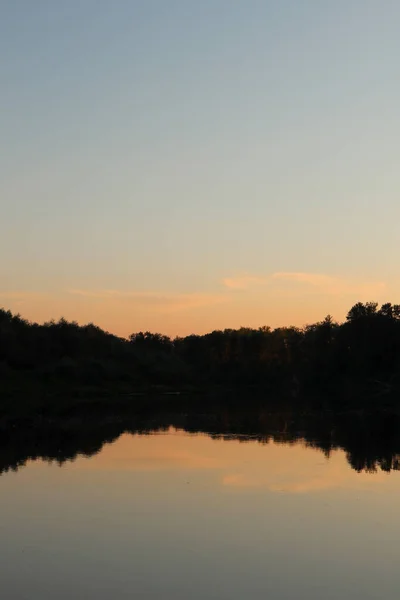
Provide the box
[69,429,392,495]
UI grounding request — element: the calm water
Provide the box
[1,410,400,599]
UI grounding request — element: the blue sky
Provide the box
[1,1,400,335]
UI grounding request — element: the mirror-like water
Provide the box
[1,409,399,599]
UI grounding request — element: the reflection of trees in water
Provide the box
[1,406,400,476]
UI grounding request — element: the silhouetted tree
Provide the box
[2,301,400,403]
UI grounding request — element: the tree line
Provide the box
[1,403,399,475]
[1,301,400,402]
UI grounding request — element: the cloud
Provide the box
[222,469,388,493]
[268,477,346,494]
[221,472,344,492]
[0,291,45,299]
[84,450,226,472]
[67,289,228,312]
[272,272,386,296]
[222,272,386,297]
[222,275,270,290]
[0,291,49,307]
[272,272,337,287]
[75,432,229,472]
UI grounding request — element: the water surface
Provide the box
[1,412,400,599]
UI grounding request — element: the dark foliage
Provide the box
[1,402,399,475]
[2,302,400,404]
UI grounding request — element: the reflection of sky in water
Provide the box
[66,430,394,493]
[1,430,399,599]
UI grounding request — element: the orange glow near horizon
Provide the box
[0,273,392,337]
[0,293,355,337]
[61,430,393,495]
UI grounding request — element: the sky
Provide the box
[1,0,400,337]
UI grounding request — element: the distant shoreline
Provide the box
[2,301,400,417]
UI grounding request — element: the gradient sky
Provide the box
[2,1,400,336]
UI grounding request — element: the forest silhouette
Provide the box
[1,402,399,476]
[2,301,400,411]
